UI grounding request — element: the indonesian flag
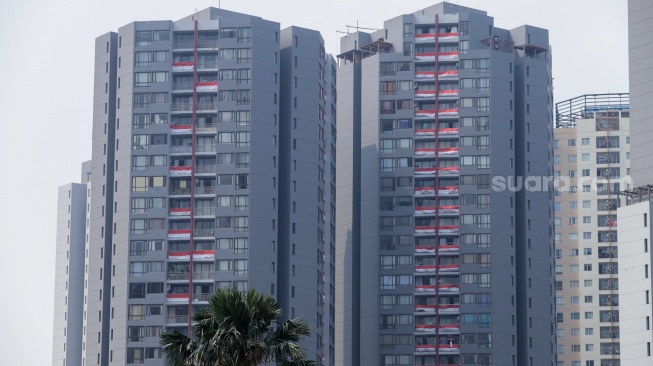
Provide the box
[415,129,436,136]
[439,284,460,292]
[438,167,459,176]
[415,109,436,118]
[415,324,436,332]
[196,81,218,91]
[415,226,436,233]
[439,344,460,352]
[439,108,459,116]
[438,304,460,313]
[438,245,460,253]
[167,294,190,302]
[170,166,192,175]
[439,324,460,334]
[415,148,435,157]
[415,187,435,195]
[416,345,436,352]
[171,125,193,133]
[415,206,436,215]
[172,62,194,71]
[415,33,436,42]
[168,229,191,239]
[439,206,460,214]
[438,225,459,234]
[439,70,459,79]
[438,147,459,156]
[168,251,191,260]
[415,246,436,254]
[415,90,436,98]
[169,208,192,216]
[438,128,459,136]
[415,52,436,61]
[439,89,459,97]
[438,51,459,61]
[415,265,436,273]
[438,186,459,196]
[415,285,436,293]
[438,32,459,42]
[609,219,618,227]
[415,167,436,175]
[415,304,436,312]
[193,250,215,259]
[415,71,435,79]
[439,264,460,272]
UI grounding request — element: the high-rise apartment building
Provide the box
[628,0,653,186]
[334,3,555,366]
[554,94,630,366]
[52,8,337,366]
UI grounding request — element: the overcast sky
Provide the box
[0,0,628,364]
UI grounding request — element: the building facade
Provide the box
[616,194,653,366]
[335,3,555,366]
[53,8,336,366]
[554,94,630,366]
[628,0,653,186]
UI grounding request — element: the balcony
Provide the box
[415,90,436,99]
[439,225,459,235]
[193,293,212,302]
[414,109,459,118]
[415,207,436,215]
[415,148,459,158]
[439,33,459,42]
[170,166,192,175]
[414,70,459,80]
[196,144,217,153]
[196,102,218,111]
[193,272,214,280]
[414,52,459,62]
[439,89,459,99]
[415,285,436,294]
[415,246,436,254]
[173,41,194,49]
[439,284,459,293]
[196,186,217,195]
[168,250,215,260]
[414,186,459,196]
[195,207,216,216]
[415,324,436,333]
[415,33,436,43]
[415,265,459,274]
[438,304,460,314]
[167,272,190,280]
[172,103,193,112]
[414,167,459,176]
[169,187,191,195]
[194,229,215,238]
[414,127,459,138]
[167,315,189,324]
[197,60,218,70]
[439,324,460,334]
[415,305,436,313]
[170,145,192,154]
[172,82,194,91]
[438,344,460,353]
[195,165,217,174]
[439,245,460,254]
[196,123,217,132]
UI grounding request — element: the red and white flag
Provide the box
[415,187,435,195]
[438,70,459,79]
[438,147,459,156]
[438,51,459,61]
[196,81,218,91]
[415,167,436,175]
[168,251,191,260]
[415,129,436,136]
[415,33,435,42]
[415,285,436,293]
[415,52,436,61]
[172,62,194,71]
[415,90,436,98]
[167,294,190,302]
[438,167,459,176]
[415,148,435,157]
[439,324,460,334]
[415,109,436,118]
[439,264,460,272]
[438,284,460,292]
[170,166,192,175]
[415,71,435,79]
[438,186,459,196]
[439,89,459,97]
[438,245,460,253]
[415,226,436,233]
[438,304,460,313]
[415,324,436,332]
[415,265,436,273]
[416,345,436,352]
[171,125,192,134]
[415,305,436,313]
[193,250,215,259]
[438,108,459,116]
[169,208,192,216]
[415,246,436,254]
[438,127,459,136]
[438,225,459,234]
[439,205,460,214]
[415,206,436,215]
[438,32,459,42]
[168,230,191,239]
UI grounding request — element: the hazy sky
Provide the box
[0,0,628,364]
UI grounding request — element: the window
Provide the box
[135,31,152,46]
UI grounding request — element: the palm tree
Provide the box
[160,287,316,366]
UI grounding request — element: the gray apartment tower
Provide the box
[52,8,337,366]
[334,3,555,366]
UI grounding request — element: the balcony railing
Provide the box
[167,315,189,324]
[170,145,192,154]
[167,272,190,280]
[169,187,191,195]
[195,165,217,174]
[195,207,216,216]
[197,102,218,111]
[172,103,193,111]
[193,293,212,302]
[196,144,217,153]
[196,186,217,195]
[197,60,218,69]
[173,82,194,90]
[194,229,215,237]
[196,123,217,131]
[173,41,194,49]
[193,272,214,280]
